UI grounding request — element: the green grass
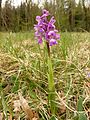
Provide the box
[0,32,90,120]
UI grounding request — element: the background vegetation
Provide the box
[0,32,90,119]
[0,0,90,32]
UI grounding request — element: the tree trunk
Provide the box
[82,0,88,30]
[68,0,75,31]
[0,0,2,31]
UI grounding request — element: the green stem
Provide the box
[46,42,56,115]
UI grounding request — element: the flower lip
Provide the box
[48,31,56,36]
[36,16,41,22]
[47,24,55,31]
[56,34,60,39]
[42,9,49,16]
[39,28,44,33]
[49,39,58,46]
[50,16,56,24]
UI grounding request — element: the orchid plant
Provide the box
[34,9,60,115]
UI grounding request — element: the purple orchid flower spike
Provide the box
[34,9,60,46]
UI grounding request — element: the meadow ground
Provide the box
[0,32,90,120]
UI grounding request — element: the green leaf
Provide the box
[11,75,19,93]
[79,113,87,120]
[77,96,83,111]
[77,97,87,120]
[1,92,8,120]
[47,57,56,114]
[49,115,58,120]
